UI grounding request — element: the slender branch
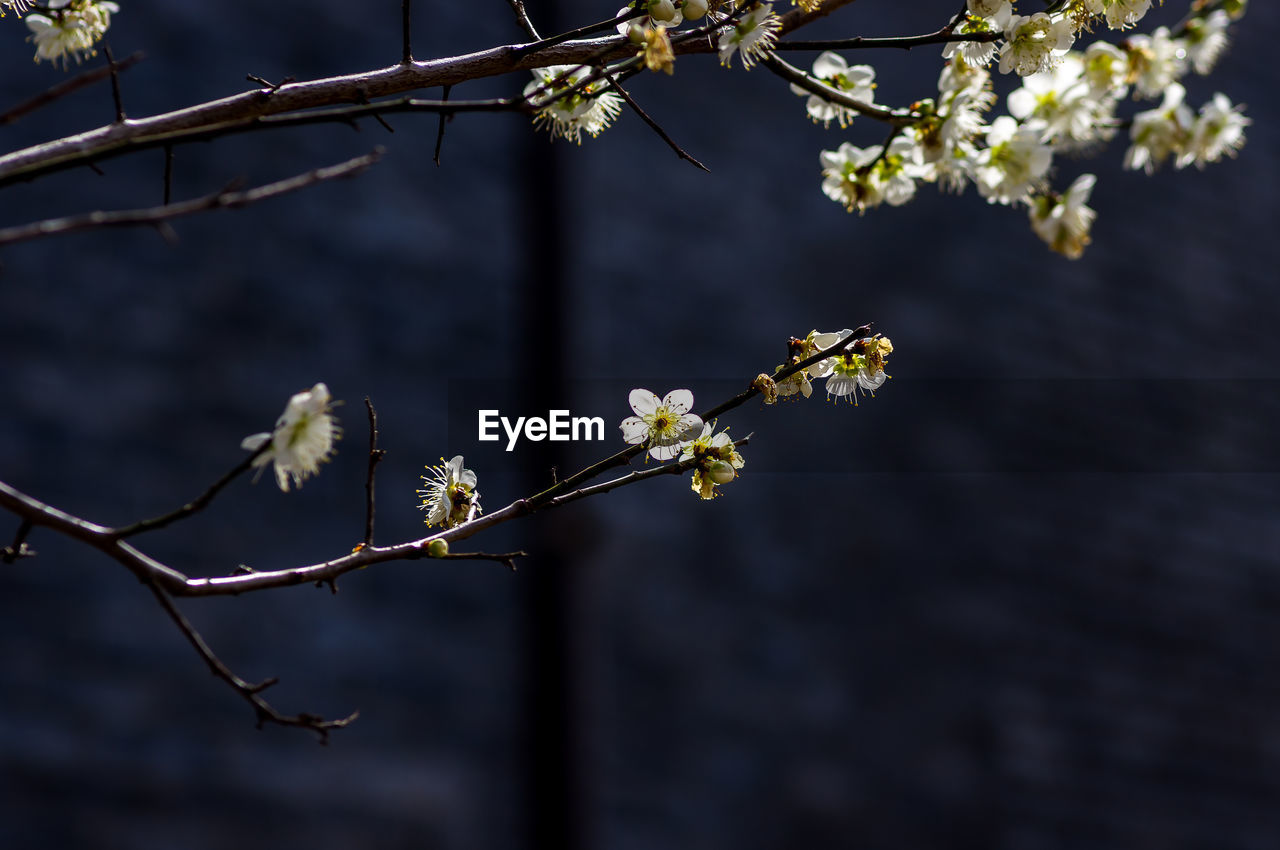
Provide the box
[0,322,878,599]
[0,50,144,126]
[0,0,862,189]
[506,0,541,41]
[102,42,126,122]
[1,519,34,564]
[545,435,752,510]
[775,29,1003,52]
[421,550,528,571]
[698,323,872,422]
[111,444,269,539]
[761,54,917,126]
[514,9,640,58]
[0,149,384,247]
[363,398,386,547]
[402,0,413,63]
[599,69,709,172]
[433,85,451,166]
[144,579,358,742]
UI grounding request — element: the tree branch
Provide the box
[144,578,358,742]
[775,29,1003,52]
[363,398,386,548]
[0,50,144,126]
[111,444,269,539]
[600,68,709,172]
[0,0,862,189]
[506,0,541,41]
[761,54,917,126]
[0,149,384,247]
[0,321,877,599]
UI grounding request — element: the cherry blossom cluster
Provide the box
[811,0,1249,258]
[517,0,1248,259]
[758,329,894,405]
[7,0,119,67]
[620,388,746,500]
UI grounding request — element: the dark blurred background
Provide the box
[2,1,1279,848]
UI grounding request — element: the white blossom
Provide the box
[1007,54,1117,150]
[1125,27,1188,99]
[1081,40,1130,95]
[718,3,780,69]
[1123,83,1192,173]
[820,137,929,214]
[943,3,1011,68]
[825,337,893,404]
[1029,173,1097,259]
[789,51,875,128]
[241,383,341,492]
[25,1,119,68]
[417,456,481,528]
[999,12,1076,77]
[679,422,745,500]
[1183,10,1232,76]
[524,66,624,144]
[620,389,703,460]
[1077,0,1153,30]
[1178,92,1249,169]
[974,116,1053,205]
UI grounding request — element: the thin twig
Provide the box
[775,29,1002,52]
[0,0,865,188]
[600,69,709,172]
[144,579,358,742]
[1,519,34,564]
[423,550,528,571]
[761,54,917,126]
[506,0,541,40]
[0,50,144,126]
[402,0,413,63]
[111,444,269,539]
[545,435,753,510]
[0,322,878,599]
[433,85,451,166]
[0,149,384,247]
[514,8,641,58]
[363,398,386,547]
[102,43,126,122]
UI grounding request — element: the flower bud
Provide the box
[682,0,708,20]
[427,539,449,558]
[628,21,647,44]
[649,0,677,23]
[705,460,736,485]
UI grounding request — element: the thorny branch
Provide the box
[0,149,384,246]
[0,325,874,599]
[0,0,867,189]
[0,50,143,125]
[144,578,358,742]
[0,322,877,734]
[363,398,386,548]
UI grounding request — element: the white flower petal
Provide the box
[241,432,270,452]
[648,442,684,461]
[628,388,659,416]
[676,413,704,440]
[620,417,650,444]
[662,389,695,414]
